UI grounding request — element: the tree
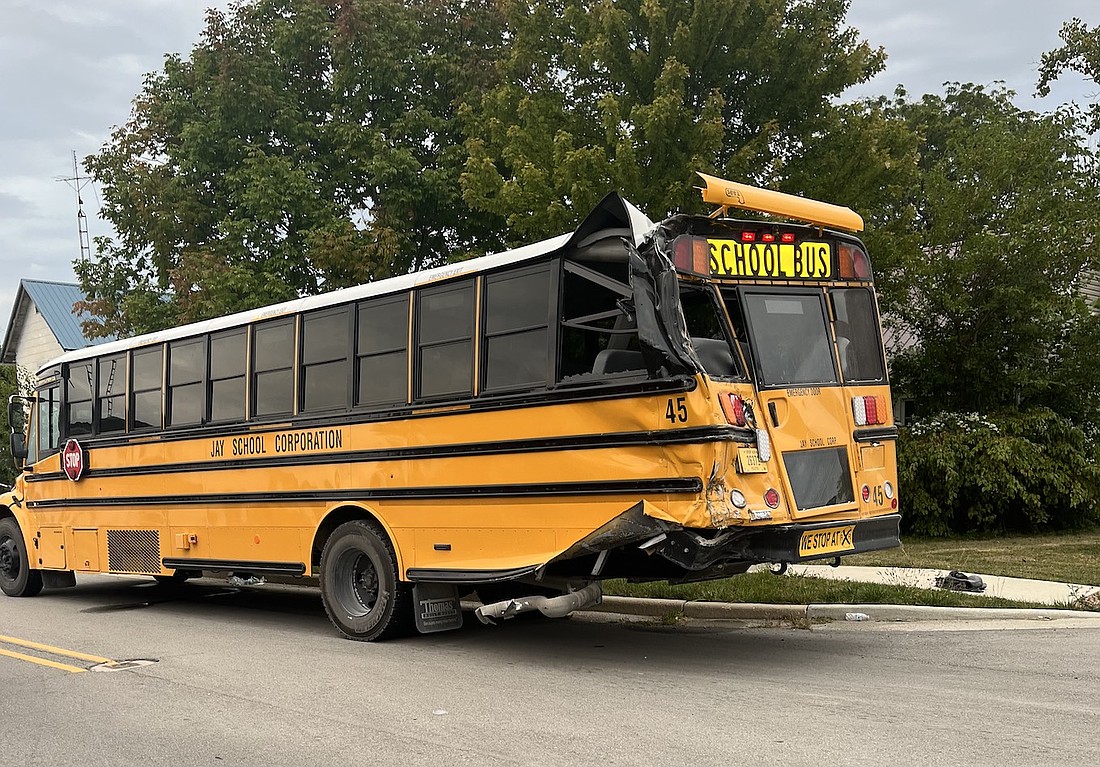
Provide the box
[0,365,21,486]
[80,0,509,338]
[460,0,884,243]
[1038,17,1100,133]
[871,84,1100,421]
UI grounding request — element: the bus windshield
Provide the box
[740,291,837,387]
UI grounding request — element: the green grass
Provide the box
[602,529,1100,610]
[602,572,1049,609]
[847,530,1100,586]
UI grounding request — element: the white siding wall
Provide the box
[1082,271,1100,313]
[14,306,64,373]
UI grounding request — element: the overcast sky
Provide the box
[2,0,1099,330]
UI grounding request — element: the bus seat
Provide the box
[592,349,645,374]
[691,337,737,377]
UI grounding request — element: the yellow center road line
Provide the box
[0,634,113,664]
[0,633,116,676]
[0,647,87,674]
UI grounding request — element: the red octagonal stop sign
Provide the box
[62,438,85,481]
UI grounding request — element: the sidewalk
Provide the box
[584,566,1100,624]
[783,564,1100,607]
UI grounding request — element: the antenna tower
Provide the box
[59,150,92,263]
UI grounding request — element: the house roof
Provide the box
[1,279,115,364]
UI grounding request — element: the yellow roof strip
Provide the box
[696,172,864,233]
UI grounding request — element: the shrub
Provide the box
[897,407,1100,536]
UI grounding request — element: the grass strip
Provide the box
[602,572,1057,610]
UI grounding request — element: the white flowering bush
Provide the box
[898,407,1100,536]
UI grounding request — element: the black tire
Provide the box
[0,517,44,598]
[319,520,414,641]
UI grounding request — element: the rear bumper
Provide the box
[740,513,901,564]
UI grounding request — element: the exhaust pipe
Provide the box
[475,583,603,625]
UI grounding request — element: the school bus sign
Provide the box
[708,239,832,280]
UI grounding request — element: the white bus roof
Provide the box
[43,196,655,373]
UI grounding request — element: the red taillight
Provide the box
[763,488,780,508]
[780,232,796,244]
[839,243,872,280]
[672,236,711,276]
[761,232,776,243]
[852,395,887,426]
[720,393,747,426]
[741,231,756,243]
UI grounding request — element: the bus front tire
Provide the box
[0,518,44,598]
[319,520,414,641]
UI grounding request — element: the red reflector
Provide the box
[891,498,898,509]
[780,232,795,244]
[761,232,776,243]
[861,485,871,502]
[764,488,780,508]
[719,392,748,426]
[741,231,756,242]
[731,394,746,427]
[864,395,878,424]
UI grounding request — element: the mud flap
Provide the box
[413,582,463,634]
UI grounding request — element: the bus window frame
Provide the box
[130,344,165,432]
[827,286,888,385]
[480,261,557,395]
[251,317,297,421]
[415,278,476,402]
[355,291,411,410]
[735,285,840,390]
[299,304,354,415]
[678,283,746,382]
[208,328,249,424]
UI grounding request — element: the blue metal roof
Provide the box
[18,279,116,351]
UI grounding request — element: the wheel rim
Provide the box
[332,549,380,619]
[0,535,20,583]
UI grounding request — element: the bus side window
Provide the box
[253,319,295,418]
[416,280,475,401]
[210,329,247,422]
[558,260,643,381]
[131,346,164,430]
[96,354,126,433]
[680,287,741,378]
[34,385,60,462]
[482,264,552,392]
[301,307,351,413]
[356,294,410,408]
[65,362,93,437]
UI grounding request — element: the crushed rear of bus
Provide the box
[508,174,901,607]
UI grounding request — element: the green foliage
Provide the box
[81,0,509,337]
[1038,17,1100,133]
[871,85,1100,420]
[460,0,884,242]
[0,365,20,486]
[898,408,1100,537]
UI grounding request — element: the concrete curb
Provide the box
[586,596,1100,623]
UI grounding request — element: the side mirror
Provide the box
[9,431,26,462]
[7,395,30,436]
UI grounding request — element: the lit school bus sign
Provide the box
[707,238,832,279]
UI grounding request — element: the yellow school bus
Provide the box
[1,173,900,640]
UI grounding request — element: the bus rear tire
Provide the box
[0,518,44,598]
[319,520,414,641]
